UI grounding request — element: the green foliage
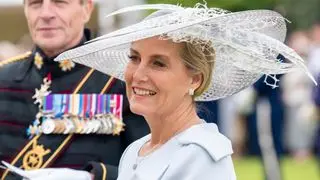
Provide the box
[146,0,276,11]
[277,0,320,30]
[146,0,320,30]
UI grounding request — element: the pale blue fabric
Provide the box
[117,123,237,180]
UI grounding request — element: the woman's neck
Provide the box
[146,102,202,146]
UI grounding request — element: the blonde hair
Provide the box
[80,0,88,4]
[179,40,215,98]
[144,10,215,98]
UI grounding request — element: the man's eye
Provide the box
[28,0,41,5]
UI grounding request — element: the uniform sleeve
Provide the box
[83,112,147,180]
[162,144,237,180]
[82,77,148,180]
[83,143,135,180]
[84,162,118,180]
[84,94,148,180]
[82,108,146,180]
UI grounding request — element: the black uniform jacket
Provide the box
[0,30,149,180]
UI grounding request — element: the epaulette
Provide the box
[0,51,32,68]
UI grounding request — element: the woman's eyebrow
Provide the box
[150,54,169,61]
[129,48,140,55]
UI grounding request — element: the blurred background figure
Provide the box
[309,21,320,174]
[228,87,257,157]
[0,34,33,61]
[308,22,320,77]
[282,31,318,162]
[97,0,145,34]
[0,41,21,61]
[198,101,219,124]
[245,74,285,180]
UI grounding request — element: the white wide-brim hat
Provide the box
[55,3,316,101]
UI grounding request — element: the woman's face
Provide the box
[124,37,197,118]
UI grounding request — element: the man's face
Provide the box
[24,0,93,57]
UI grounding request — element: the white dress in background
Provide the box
[117,123,236,180]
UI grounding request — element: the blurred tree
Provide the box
[147,0,276,10]
[276,0,320,30]
[147,0,320,31]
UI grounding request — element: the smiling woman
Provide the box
[125,37,203,120]
[55,3,316,180]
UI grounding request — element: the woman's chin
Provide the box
[129,104,153,117]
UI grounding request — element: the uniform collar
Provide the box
[15,29,91,81]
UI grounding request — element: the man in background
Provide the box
[0,0,149,179]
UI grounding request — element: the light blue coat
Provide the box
[117,123,237,180]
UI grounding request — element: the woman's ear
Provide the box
[191,73,203,91]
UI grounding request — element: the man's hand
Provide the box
[1,161,93,180]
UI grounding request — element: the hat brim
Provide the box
[55,7,315,101]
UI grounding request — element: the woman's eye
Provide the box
[128,55,139,63]
[55,0,67,4]
[153,60,166,68]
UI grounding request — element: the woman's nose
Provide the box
[132,64,149,82]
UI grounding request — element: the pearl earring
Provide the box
[188,88,194,96]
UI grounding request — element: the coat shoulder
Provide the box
[0,51,31,81]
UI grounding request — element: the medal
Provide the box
[30,91,125,135]
[42,119,56,134]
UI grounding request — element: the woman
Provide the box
[53,3,316,180]
[116,36,236,179]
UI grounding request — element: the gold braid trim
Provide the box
[1,68,96,179]
[40,69,96,168]
[0,51,31,68]
[1,71,116,179]
[41,76,115,169]
[100,163,107,180]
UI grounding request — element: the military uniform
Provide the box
[0,30,149,180]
